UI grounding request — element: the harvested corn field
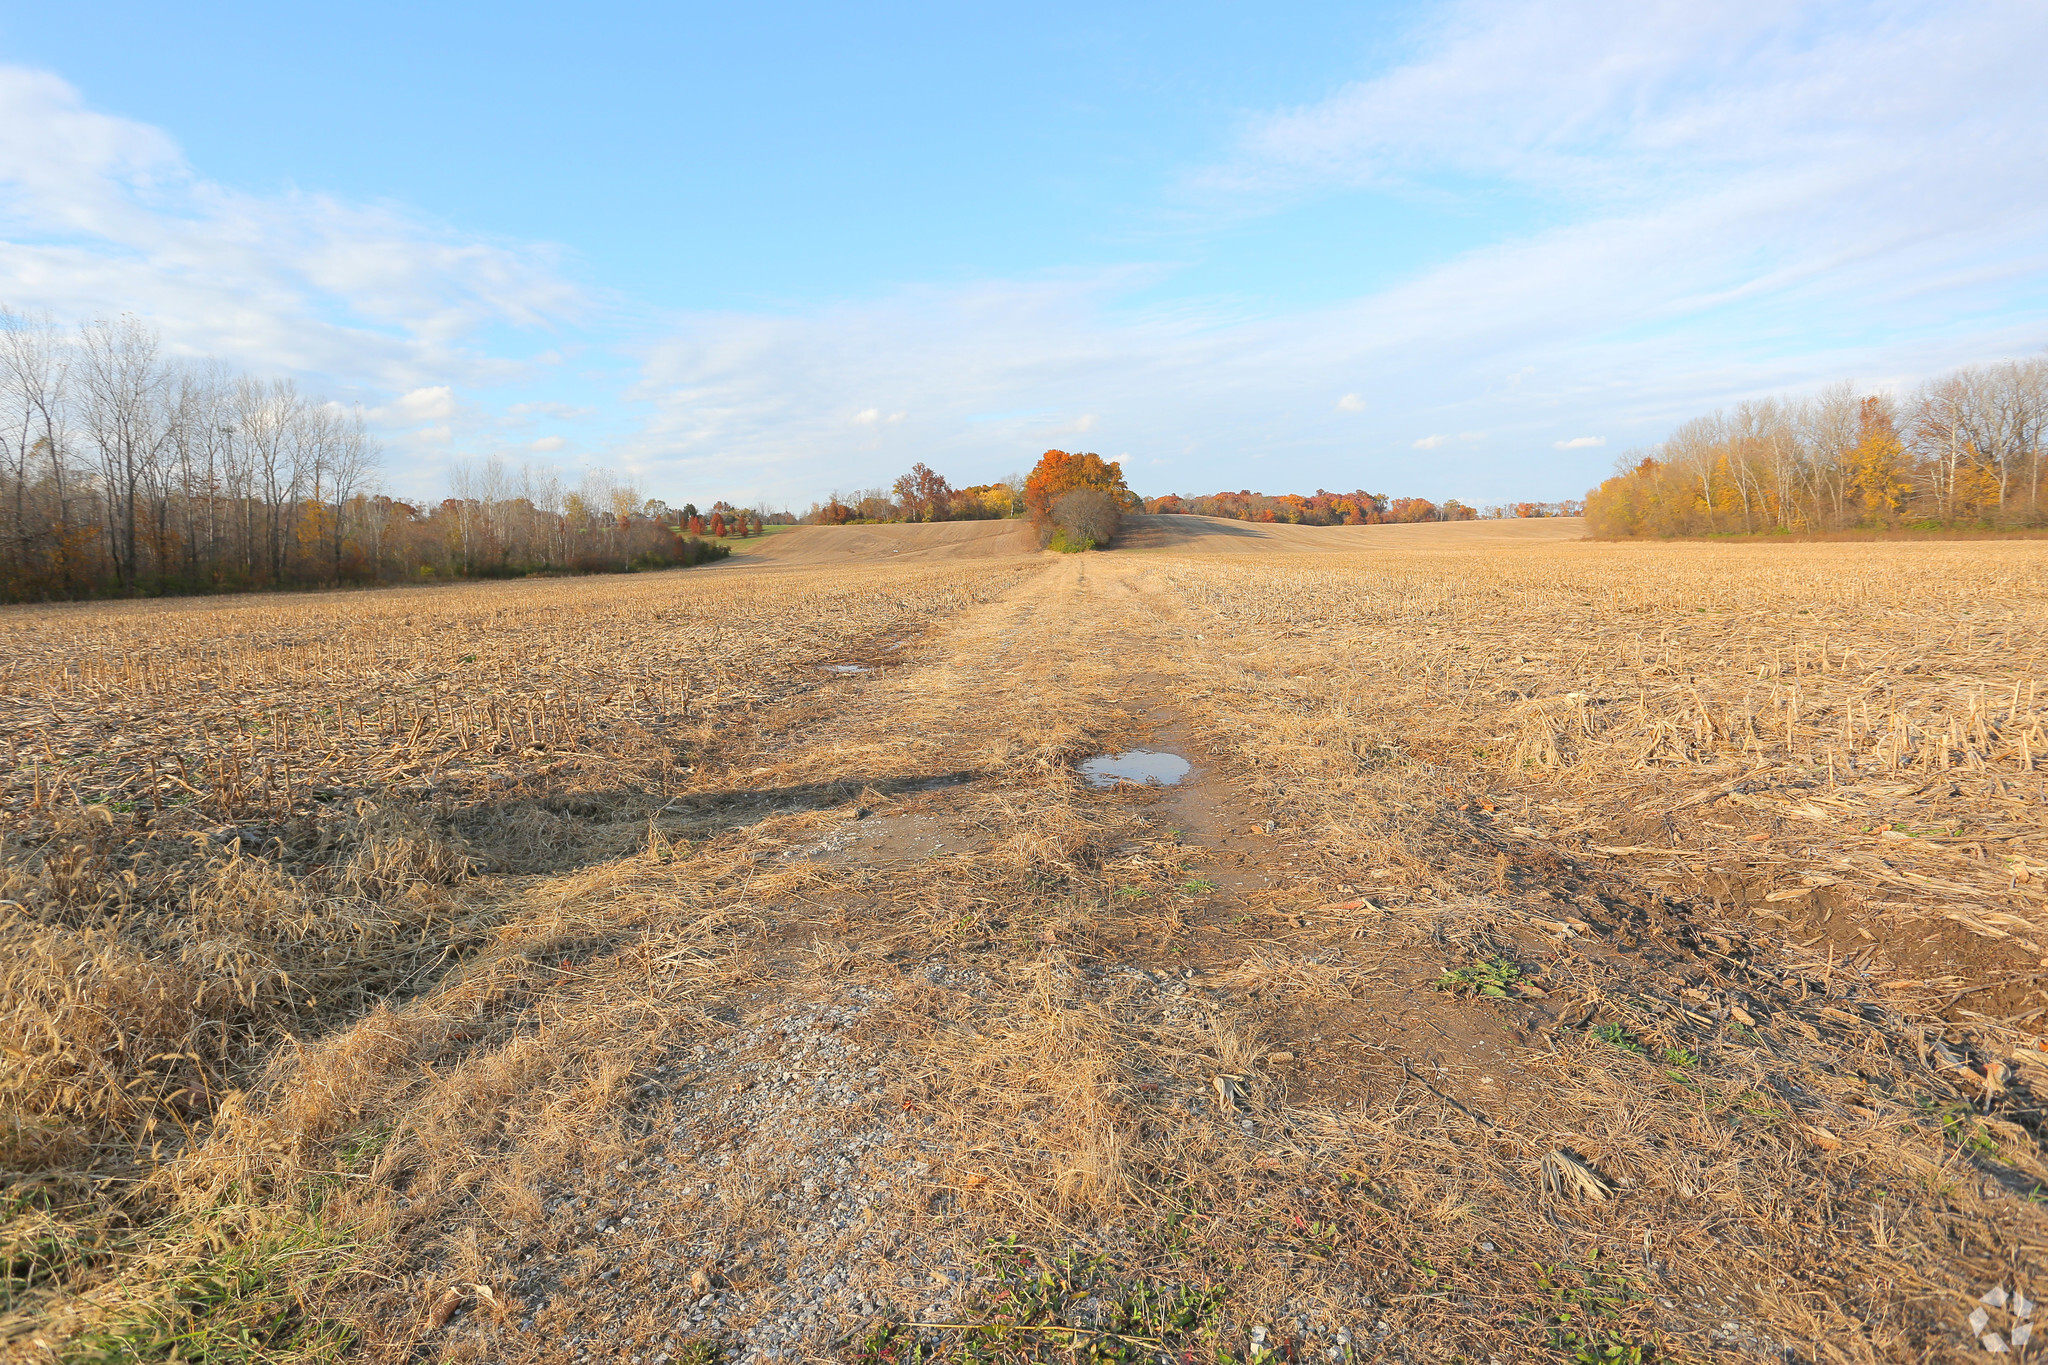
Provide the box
[5,526,2048,1364]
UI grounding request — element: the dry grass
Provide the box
[0,560,1036,1354]
[1113,537,2048,1360]
[1150,539,2048,963]
[7,535,2048,1364]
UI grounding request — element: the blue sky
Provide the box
[2,0,2044,509]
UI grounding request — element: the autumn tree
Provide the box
[892,463,953,522]
[1023,450,1135,530]
[1850,396,1911,523]
[1585,359,2046,537]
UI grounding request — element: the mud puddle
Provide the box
[1079,749,1191,788]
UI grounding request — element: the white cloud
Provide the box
[509,400,597,419]
[0,66,585,398]
[630,0,2048,504]
[8,2,2048,512]
[385,385,455,423]
[1554,436,1605,449]
[530,435,567,452]
[1215,0,2045,210]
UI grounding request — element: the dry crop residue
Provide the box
[0,558,1036,1354]
[6,533,2048,1365]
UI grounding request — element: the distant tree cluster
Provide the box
[1481,500,1585,519]
[391,466,731,581]
[0,310,728,602]
[678,501,770,539]
[802,463,1024,525]
[1586,359,2048,537]
[1144,489,1477,525]
[1025,450,1137,551]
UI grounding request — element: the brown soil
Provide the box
[728,520,1037,564]
[1116,513,1588,553]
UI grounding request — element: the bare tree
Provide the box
[77,315,169,591]
[0,310,73,590]
[1909,376,1973,521]
[236,376,307,583]
[326,405,378,580]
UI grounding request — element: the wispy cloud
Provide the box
[379,386,456,423]
[5,0,2046,510]
[620,1,2048,503]
[0,65,589,475]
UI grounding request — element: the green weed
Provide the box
[1589,1023,1645,1055]
[1433,956,1525,1000]
[66,1211,356,1364]
[1918,1099,2001,1157]
[857,1320,939,1365]
[868,1239,1236,1364]
[1536,1249,1656,1364]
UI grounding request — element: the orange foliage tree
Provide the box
[1142,488,1476,525]
[1023,450,1136,527]
[892,463,954,522]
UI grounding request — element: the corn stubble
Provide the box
[4,534,2047,1364]
[1140,537,2048,1361]
[0,561,1033,1354]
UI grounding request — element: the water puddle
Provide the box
[1078,750,1192,789]
[819,664,872,674]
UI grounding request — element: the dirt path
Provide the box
[408,556,1544,1364]
[227,552,2040,1365]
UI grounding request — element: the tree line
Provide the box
[0,312,738,602]
[1586,358,2048,537]
[799,465,1563,541]
[802,463,1025,524]
[1144,489,1480,524]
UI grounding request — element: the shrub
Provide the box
[1022,450,1136,531]
[1050,487,1122,551]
